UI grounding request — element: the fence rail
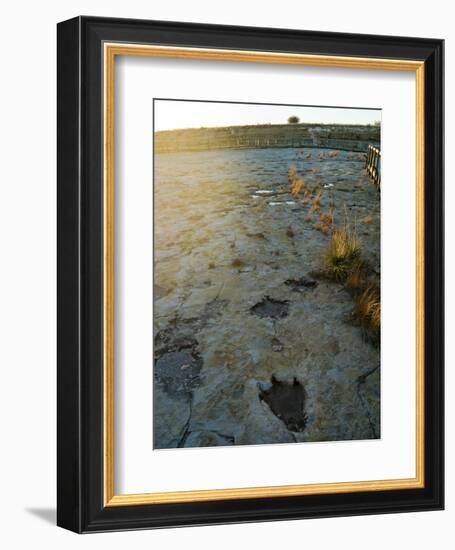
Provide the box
[365,144,381,189]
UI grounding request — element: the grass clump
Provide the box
[324,225,360,282]
[313,210,334,236]
[291,178,305,195]
[352,285,381,345]
[288,165,305,195]
[345,260,366,290]
[317,209,380,346]
[313,222,329,235]
[319,211,334,226]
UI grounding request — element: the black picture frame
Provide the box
[57,16,444,533]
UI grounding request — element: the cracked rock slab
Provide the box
[153,385,191,449]
[153,147,380,449]
[154,350,203,395]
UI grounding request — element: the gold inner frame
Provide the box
[103,43,425,507]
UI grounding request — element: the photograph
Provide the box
[0,0,447,541]
[52,9,443,536]
[153,99,382,449]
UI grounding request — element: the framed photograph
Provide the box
[57,16,444,532]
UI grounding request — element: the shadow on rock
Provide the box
[259,375,308,432]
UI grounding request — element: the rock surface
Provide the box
[153,146,380,449]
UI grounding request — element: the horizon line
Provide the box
[155,120,381,133]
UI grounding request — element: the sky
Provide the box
[154,99,381,132]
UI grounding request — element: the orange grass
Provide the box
[324,225,360,282]
[291,178,305,195]
[352,285,381,345]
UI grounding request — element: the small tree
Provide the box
[287,116,300,124]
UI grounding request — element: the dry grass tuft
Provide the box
[345,265,363,290]
[311,210,334,235]
[313,222,329,235]
[291,178,305,195]
[352,285,380,345]
[317,209,380,345]
[319,211,334,226]
[288,165,305,195]
[344,259,370,291]
[324,225,360,282]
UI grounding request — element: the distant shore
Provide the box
[154,123,380,154]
